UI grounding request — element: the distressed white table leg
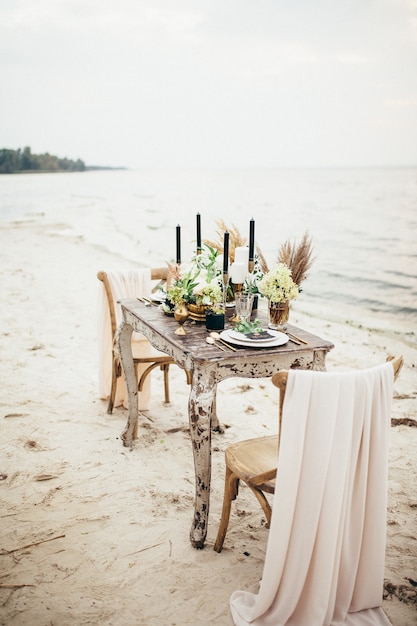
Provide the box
[312,349,327,371]
[188,366,217,549]
[210,384,221,431]
[116,322,138,447]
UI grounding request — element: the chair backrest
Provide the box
[271,355,403,450]
[97,267,170,404]
[97,267,168,339]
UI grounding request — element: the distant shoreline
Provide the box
[1,166,128,174]
[85,166,128,171]
[0,146,127,174]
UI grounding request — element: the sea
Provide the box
[1,167,416,344]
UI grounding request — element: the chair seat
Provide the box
[214,356,403,555]
[225,435,277,494]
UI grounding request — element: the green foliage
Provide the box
[0,147,86,173]
[234,319,262,334]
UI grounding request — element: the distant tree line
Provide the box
[0,147,86,173]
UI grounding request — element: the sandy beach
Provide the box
[0,220,416,626]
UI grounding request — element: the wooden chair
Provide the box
[97,268,191,415]
[214,355,403,553]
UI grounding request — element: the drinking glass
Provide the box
[234,293,254,323]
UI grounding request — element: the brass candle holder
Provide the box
[222,272,229,310]
[232,282,244,296]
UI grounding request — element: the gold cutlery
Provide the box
[137,297,151,306]
[287,332,307,344]
[206,337,226,351]
[209,332,237,351]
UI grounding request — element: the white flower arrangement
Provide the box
[163,267,198,309]
[257,262,299,303]
[193,278,223,307]
[166,243,223,308]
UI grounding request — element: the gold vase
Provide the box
[187,303,208,322]
[268,300,289,331]
[174,303,189,335]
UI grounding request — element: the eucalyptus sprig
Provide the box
[234,319,262,335]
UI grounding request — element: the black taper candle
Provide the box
[176,225,181,264]
[196,213,201,252]
[223,231,229,273]
[249,218,255,261]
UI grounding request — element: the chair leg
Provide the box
[162,363,170,404]
[214,467,239,553]
[247,486,272,527]
[107,357,120,414]
[138,363,159,391]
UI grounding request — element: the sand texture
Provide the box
[1,222,416,625]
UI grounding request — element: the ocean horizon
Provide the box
[1,166,416,345]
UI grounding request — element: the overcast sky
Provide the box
[1,0,416,169]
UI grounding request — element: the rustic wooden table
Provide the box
[116,298,334,548]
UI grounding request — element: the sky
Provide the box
[1,0,417,169]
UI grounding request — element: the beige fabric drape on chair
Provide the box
[231,363,394,626]
[97,269,152,411]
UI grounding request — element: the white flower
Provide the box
[257,263,299,303]
[192,270,209,294]
[193,280,222,306]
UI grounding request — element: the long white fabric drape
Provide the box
[230,363,394,626]
[97,269,153,411]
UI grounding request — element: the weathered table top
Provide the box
[116,298,334,548]
[119,298,333,369]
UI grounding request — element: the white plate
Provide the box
[220,329,289,348]
[228,329,280,345]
